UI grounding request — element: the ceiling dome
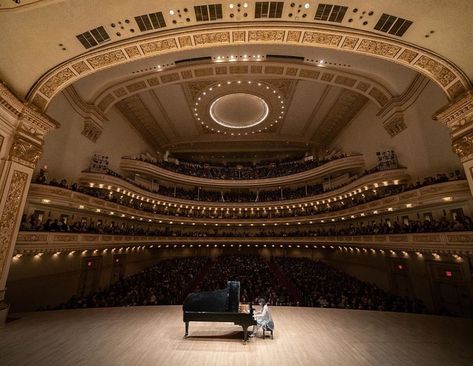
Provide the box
[209,93,269,129]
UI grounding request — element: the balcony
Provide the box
[14,231,473,253]
[119,155,366,189]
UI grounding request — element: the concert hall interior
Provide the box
[1,0,473,365]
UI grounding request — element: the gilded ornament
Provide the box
[72,61,91,74]
[357,39,401,58]
[302,32,342,46]
[248,30,285,42]
[0,171,29,281]
[397,49,418,63]
[414,56,456,87]
[124,46,141,58]
[10,135,42,167]
[193,32,230,45]
[341,37,359,50]
[140,38,178,55]
[87,50,127,69]
[39,68,76,98]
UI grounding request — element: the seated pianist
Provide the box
[250,298,274,338]
[182,281,257,341]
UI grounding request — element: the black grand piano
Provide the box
[183,281,257,341]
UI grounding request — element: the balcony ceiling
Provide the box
[1,0,471,160]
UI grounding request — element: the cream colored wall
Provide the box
[331,81,461,181]
[36,92,154,183]
[6,249,162,312]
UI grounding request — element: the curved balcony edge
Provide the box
[119,155,366,189]
[15,232,473,253]
[27,180,471,225]
[78,168,410,208]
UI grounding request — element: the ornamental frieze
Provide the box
[248,30,285,42]
[87,50,127,69]
[414,56,456,87]
[302,31,341,46]
[193,32,230,45]
[39,67,75,98]
[413,235,442,242]
[357,39,401,58]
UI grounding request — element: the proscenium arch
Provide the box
[28,23,471,112]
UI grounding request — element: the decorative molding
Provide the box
[10,135,42,168]
[0,83,59,135]
[81,119,102,143]
[311,89,369,146]
[377,74,430,119]
[434,90,473,161]
[15,231,473,253]
[0,171,29,282]
[93,61,392,113]
[25,25,470,110]
[452,132,473,161]
[186,79,292,136]
[63,86,107,143]
[115,94,170,149]
[383,113,407,138]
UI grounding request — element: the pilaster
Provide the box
[0,82,58,323]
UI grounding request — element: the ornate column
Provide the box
[434,90,473,196]
[0,83,58,323]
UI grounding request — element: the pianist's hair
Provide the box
[258,298,266,305]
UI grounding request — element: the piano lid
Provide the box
[183,281,241,313]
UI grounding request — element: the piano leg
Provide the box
[184,322,189,338]
[243,326,249,342]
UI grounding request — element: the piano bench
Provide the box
[262,327,274,339]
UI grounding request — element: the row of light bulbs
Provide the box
[13,246,468,259]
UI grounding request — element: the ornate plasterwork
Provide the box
[82,119,102,143]
[434,90,473,136]
[10,135,42,168]
[0,170,29,282]
[311,89,369,146]
[189,80,290,135]
[434,91,473,161]
[93,61,392,113]
[63,86,106,143]
[115,94,169,149]
[26,25,470,111]
[452,133,473,160]
[383,113,407,138]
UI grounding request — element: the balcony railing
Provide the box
[15,231,473,253]
[27,180,471,225]
[119,155,366,188]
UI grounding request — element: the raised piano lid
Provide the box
[183,281,241,313]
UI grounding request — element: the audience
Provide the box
[48,255,426,316]
[275,257,425,313]
[31,170,465,219]
[199,254,292,306]
[20,212,473,236]
[53,256,208,309]
[123,152,350,180]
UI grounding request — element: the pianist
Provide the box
[250,298,274,337]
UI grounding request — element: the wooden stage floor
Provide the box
[1,306,472,366]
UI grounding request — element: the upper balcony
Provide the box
[119,154,366,189]
[28,178,470,226]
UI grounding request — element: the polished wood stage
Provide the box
[1,306,472,366]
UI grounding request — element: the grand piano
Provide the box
[183,281,257,341]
